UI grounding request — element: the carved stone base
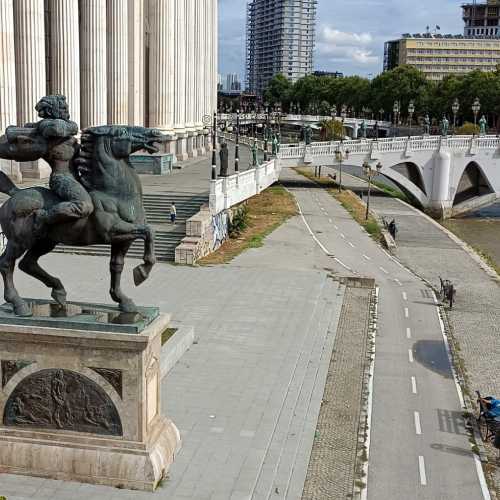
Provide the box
[0,309,180,491]
[0,416,179,491]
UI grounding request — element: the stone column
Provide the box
[128,0,144,125]
[195,0,205,155]
[107,0,128,124]
[148,0,176,159]
[49,0,81,125]
[173,0,188,161]
[0,0,20,181]
[13,0,50,178]
[204,0,213,152]
[80,0,107,128]
[185,0,196,157]
[212,0,218,123]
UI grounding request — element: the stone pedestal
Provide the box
[0,303,180,491]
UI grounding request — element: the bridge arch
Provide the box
[377,161,428,207]
[453,161,494,206]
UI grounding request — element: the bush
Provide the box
[229,205,249,237]
[455,122,480,135]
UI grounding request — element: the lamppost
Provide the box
[263,101,270,162]
[331,105,337,119]
[452,98,460,134]
[363,161,383,220]
[234,109,240,172]
[393,100,400,137]
[203,113,218,180]
[408,100,415,135]
[472,97,481,129]
[341,104,347,139]
[334,147,350,193]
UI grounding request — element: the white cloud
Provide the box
[316,26,380,68]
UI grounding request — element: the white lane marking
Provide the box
[404,307,409,318]
[408,349,414,362]
[414,411,422,435]
[411,376,417,394]
[290,193,332,256]
[379,266,389,274]
[402,292,408,301]
[359,287,379,500]
[394,278,402,286]
[328,218,333,223]
[333,257,352,272]
[363,254,371,261]
[432,291,491,500]
[406,327,412,339]
[418,456,427,486]
[340,233,345,239]
[348,242,355,248]
[333,224,338,229]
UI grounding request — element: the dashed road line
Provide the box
[379,266,389,274]
[328,218,333,223]
[414,411,422,435]
[404,307,409,318]
[333,257,353,272]
[402,292,407,301]
[411,376,417,394]
[363,254,371,261]
[348,242,355,248]
[406,327,412,339]
[333,224,338,230]
[394,278,402,286]
[418,456,427,486]
[340,233,345,239]
[408,348,414,362]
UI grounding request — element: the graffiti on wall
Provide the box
[212,212,229,249]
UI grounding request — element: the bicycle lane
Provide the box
[281,169,486,500]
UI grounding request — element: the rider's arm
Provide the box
[38,119,78,139]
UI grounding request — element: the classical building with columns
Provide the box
[0,0,218,180]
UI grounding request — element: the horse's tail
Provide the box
[0,171,20,197]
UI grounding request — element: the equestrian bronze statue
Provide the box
[0,95,165,317]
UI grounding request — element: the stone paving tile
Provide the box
[301,286,373,500]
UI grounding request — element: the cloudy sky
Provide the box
[218,0,465,79]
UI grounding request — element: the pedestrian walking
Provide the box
[170,202,177,224]
[388,219,397,240]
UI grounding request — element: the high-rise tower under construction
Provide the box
[246,0,317,95]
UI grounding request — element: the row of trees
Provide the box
[263,65,500,129]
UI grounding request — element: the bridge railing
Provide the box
[278,135,500,159]
[209,158,281,214]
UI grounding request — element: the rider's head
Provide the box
[35,95,70,120]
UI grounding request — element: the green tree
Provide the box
[319,119,344,140]
[263,74,292,106]
[370,65,433,120]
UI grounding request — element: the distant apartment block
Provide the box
[463,0,500,36]
[384,33,500,80]
[246,0,317,95]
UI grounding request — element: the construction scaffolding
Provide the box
[246,0,317,96]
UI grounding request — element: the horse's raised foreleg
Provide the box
[18,240,67,307]
[0,241,30,316]
[109,241,137,313]
[108,220,156,286]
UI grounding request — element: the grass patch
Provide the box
[372,180,410,203]
[198,185,298,265]
[161,328,178,345]
[295,167,382,241]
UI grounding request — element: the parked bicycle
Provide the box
[439,276,456,308]
[476,391,500,450]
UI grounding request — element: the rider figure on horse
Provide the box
[3,95,93,231]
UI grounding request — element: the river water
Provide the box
[445,202,500,268]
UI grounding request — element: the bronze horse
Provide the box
[0,125,164,316]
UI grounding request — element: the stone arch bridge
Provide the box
[278,135,500,218]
